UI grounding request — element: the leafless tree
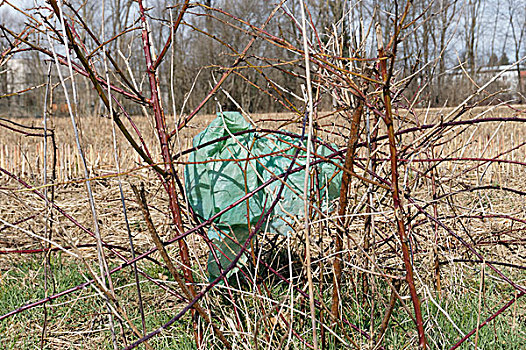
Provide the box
[506,0,526,97]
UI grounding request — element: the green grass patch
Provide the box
[2,256,526,349]
[0,255,196,349]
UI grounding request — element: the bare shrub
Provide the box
[1,1,525,349]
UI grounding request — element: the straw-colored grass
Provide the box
[1,106,525,349]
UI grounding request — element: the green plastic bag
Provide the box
[184,112,341,280]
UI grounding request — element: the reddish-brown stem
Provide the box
[377,4,427,347]
[450,292,525,349]
[136,0,200,345]
[383,86,427,349]
[375,279,401,345]
[430,150,442,298]
[64,2,145,102]
[169,0,286,136]
[34,4,165,179]
[153,0,191,70]
[331,101,364,322]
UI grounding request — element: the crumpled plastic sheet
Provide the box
[184,111,342,280]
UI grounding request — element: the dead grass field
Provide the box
[1,106,524,180]
[1,106,525,278]
[1,106,525,349]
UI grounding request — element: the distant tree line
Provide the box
[1,0,525,118]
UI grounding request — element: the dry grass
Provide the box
[1,106,524,181]
[1,106,524,277]
[1,106,525,349]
